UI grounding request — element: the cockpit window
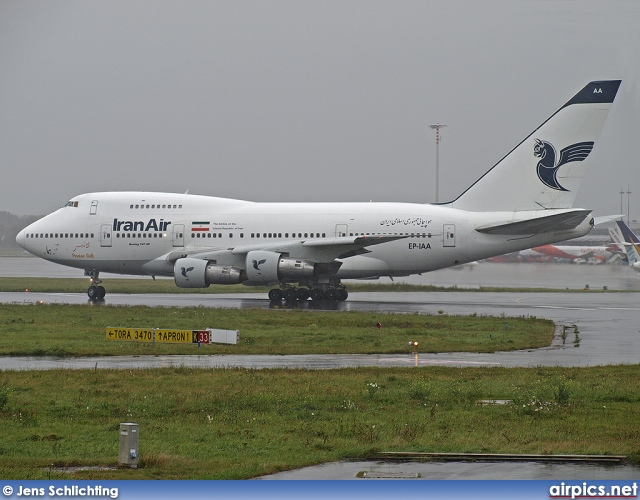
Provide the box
[64,201,79,207]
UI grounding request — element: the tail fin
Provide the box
[614,221,640,270]
[608,226,626,255]
[450,80,621,212]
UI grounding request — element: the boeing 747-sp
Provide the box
[17,80,621,300]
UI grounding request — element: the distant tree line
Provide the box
[0,212,39,255]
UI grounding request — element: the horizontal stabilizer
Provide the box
[592,214,624,226]
[475,209,591,235]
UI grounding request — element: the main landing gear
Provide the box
[86,270,106,300]
[268,284,348,302]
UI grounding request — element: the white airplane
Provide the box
[17,80,621,301]
[520,244,614,263]
[610,221,640,272]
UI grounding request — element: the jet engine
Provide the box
[174,257,244,288]
[245,250,316,283]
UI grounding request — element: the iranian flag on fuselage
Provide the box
[191,221,210,232]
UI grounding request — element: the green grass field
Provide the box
[0,365,638,479]
[0,304,553,356]
[0,303,636,479]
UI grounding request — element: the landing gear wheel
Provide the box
[296,288,310,301]
[268,288,284,301]
[284,288,298,302]
[335,288,348,301]
[86,270,105,300]
[326,288,338,301]
[310,288,325,301]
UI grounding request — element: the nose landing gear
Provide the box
[86,270,106,299]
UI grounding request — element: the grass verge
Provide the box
[0,304,552,356]
[0,365,638,479]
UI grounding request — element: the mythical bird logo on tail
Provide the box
[533,139,594,191]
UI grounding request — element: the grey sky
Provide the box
[1,1,638,218]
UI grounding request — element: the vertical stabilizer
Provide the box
[450,81,621,212]
[614,221,640,270]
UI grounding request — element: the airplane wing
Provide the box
[475,209,591,235]
[165,235,407,265]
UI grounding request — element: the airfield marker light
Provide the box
[408,341,420,367]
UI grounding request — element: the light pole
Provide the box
[429,124,446,203]
[627,184,632,224]
[620,186,624,221]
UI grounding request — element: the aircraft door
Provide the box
[335,224,348,237]
[90,200,98,215]
[173,224,184,247]
[100,224,112,247]
[443,224,455,247]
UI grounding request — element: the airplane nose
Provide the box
[16,228,27,250]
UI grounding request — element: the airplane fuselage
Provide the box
[17,191,593,281]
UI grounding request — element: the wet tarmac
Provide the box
[1,289,638,369]
[257,460,640,480]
